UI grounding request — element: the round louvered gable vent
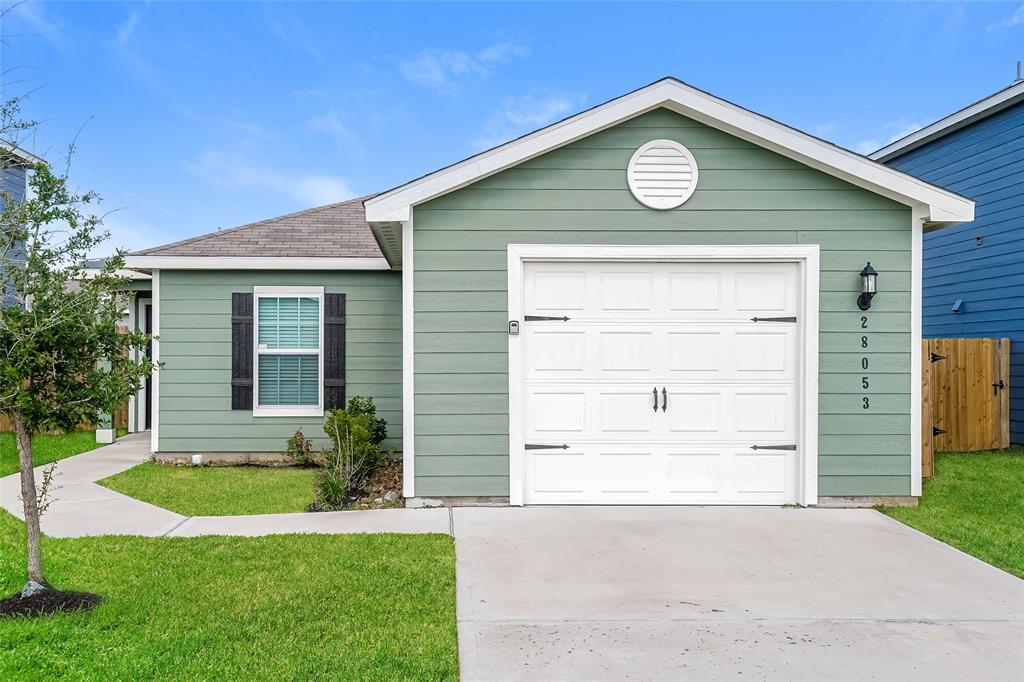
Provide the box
[626,139,699,210]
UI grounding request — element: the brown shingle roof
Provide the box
[133,195,383,258]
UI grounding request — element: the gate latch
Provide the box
[993,378,1006,394]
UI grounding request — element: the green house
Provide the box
[124,78,974,507]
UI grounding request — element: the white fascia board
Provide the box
[365,78,975,226]
[124,256,391,270]
[0,140,44,166]
[870,81,1024,162]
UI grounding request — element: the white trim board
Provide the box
[366,78,974,227]
[150,270,160,454]
[505,244,821,507]
[401,218,416,498]
[124,256,390,271]
[871,80,1024,162]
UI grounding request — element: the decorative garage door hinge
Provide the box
[750,444,797,451]
[525,443,570,450]
[524,315,571,321]
[750,316,797,323]
[932,426,946,436]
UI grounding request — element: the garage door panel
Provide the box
[599,271,654,311]
[526,330,586,374]
[666,452,723,493]
[667,332,723,372]
[598,451,656,494]
[531,452,586,494]
[525,445,797,504]
[528,392,587,434]
[599,331,655,372]
[522,260,801,505]
[530,271,586,311]
[597,390,657,433]
[734,272,792,312]
[734,453,791,494]
[668,272,722,311]
[665,392,722,433]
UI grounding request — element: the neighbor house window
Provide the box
[253,286,323,417]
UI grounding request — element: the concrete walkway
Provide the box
[454,506,1024,681]
[0,432,450,537]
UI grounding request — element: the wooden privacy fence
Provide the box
[921,337,1010,477]
[0,400,129,433]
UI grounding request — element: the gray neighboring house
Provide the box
[1,140,43,308]
[125,78,977,508]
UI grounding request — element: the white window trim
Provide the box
[506,244,821,507]
[252,285,325,418]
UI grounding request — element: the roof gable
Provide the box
[365,77,973,227]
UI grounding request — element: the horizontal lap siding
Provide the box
[885,100,1024,443]
[158,270,402,453]
[413,108,912,497]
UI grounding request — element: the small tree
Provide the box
[0,156,153,596]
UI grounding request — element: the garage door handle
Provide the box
[750,444,797,451]
[525,443,569,450]
[661,387,668,412]
[653,387,659,412]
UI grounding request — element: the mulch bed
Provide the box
[0,587,102,618]
[347,460,404,511]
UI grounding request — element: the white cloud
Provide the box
[308,111,356,145]
[473,91,585,150]
[399,40,531,93]
[8,1,63,46]
[814,122,837,138]
[987,5,1024,32]
[115,10,141,49]
[188,147,354,206]
[853,119,927,155]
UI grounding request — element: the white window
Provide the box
[253,286,324,417]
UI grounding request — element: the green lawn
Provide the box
[882,447,1024,578]
[0,510,458,680]
[0,430,125,478]
[100,462,317,516]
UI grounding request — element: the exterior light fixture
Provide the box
[857,262,878,311]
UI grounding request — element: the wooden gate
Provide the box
[921,338,1010,477]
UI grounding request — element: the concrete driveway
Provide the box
[453,506,1024,681]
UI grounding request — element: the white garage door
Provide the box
[521,260,801,505]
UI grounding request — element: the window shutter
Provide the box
[231,293,254,410]
[324,293,346,410]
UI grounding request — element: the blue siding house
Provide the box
[1,141,42,308]
[872,80,1024,444]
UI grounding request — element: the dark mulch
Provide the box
[0,587,102,618]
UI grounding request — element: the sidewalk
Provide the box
[0,432,450,537]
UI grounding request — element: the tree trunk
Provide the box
[12,411,45,585]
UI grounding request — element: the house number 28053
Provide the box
[860,316,870,410]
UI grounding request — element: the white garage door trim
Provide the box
[507,244,820,507]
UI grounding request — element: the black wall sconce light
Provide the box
[857,262,878,311]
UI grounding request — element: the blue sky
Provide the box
[4,1,1024,254]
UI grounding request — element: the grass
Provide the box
[0,510,458,680]
[0,429,127,478]
[882,447,1024,578]
[100,462,317,516]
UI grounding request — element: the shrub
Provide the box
[311,396,387,511]
[345,395,387,449]
[285,429,315,467]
